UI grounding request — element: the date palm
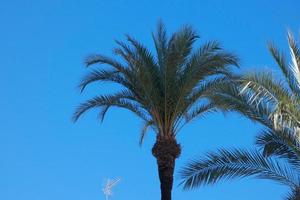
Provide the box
[73,22,238,200]
[180,32,300,200]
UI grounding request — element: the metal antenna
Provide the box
[102,178,121,200]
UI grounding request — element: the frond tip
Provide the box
[139,120,154,146]
[72,94,150,123]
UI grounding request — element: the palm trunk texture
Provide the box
[152,137,181,200]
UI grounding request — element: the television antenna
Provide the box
[102,178,121,200]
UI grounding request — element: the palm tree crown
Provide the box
[180,32,300,200]
[73,22,238,141]
[73,22,238,200]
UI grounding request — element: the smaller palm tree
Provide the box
[179,32,300,200]
[73,22,238,200]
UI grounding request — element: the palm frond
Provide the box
[73,92,150,122]
[206,80,273,128]
[268,42,295,92]
[240,71,300,132]
[180,148,300,190]
[288,31,300,91]
[183,45,238,82]
[163,25,199,115]
[152,20,168,68]
[166,25,198,75]
[170,45,238,127]
[184,103,216,123]
[78,69,119,92]
[240,71,291,107]
[139,120,155,146]
[125,34,162,101]
[85,54,127,73]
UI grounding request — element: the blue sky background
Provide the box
[1,0,300,199]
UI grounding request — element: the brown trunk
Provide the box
[152,137,181,200]
[294,188,300,200]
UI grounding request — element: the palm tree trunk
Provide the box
[152,137,181,200]
[292,188,300,200]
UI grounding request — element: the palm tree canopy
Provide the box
[73,22,238,143]
[180,32,300,199]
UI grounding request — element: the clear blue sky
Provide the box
[1,0,299,199]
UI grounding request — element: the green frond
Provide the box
[184,45,238,80]
[239,71,300,132]
[113,39,136,66]
[197,41,222,56]
[240,71,291,106]
[185,75,234,106]
[287,31,300,92]
[206,81,273,128]
[125,35,157,68]
[139,120,155,146]
[73,92,150,122]
[166,25,199,71]
[179,148,300,190]
[152,20,168,68]
[268,42,292,88]
[184,103,216,123]
[176,76,232,120]
[162,25,199,108]
[226,70,300,132]
[123,34,163,110]
[84,54,127,72]
[78,69,119,92]
[268,32,300,96]
[170,47,238,123]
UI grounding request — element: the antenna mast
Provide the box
[102,178,121,200]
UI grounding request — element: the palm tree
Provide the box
[180,32,300,200]
[73,22,238,200]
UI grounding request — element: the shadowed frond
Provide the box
[256,128,300,167]
[285,188,300,200]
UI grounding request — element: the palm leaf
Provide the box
[73,92,150,122]
[180,148,300,190]
[139,120,155,146]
